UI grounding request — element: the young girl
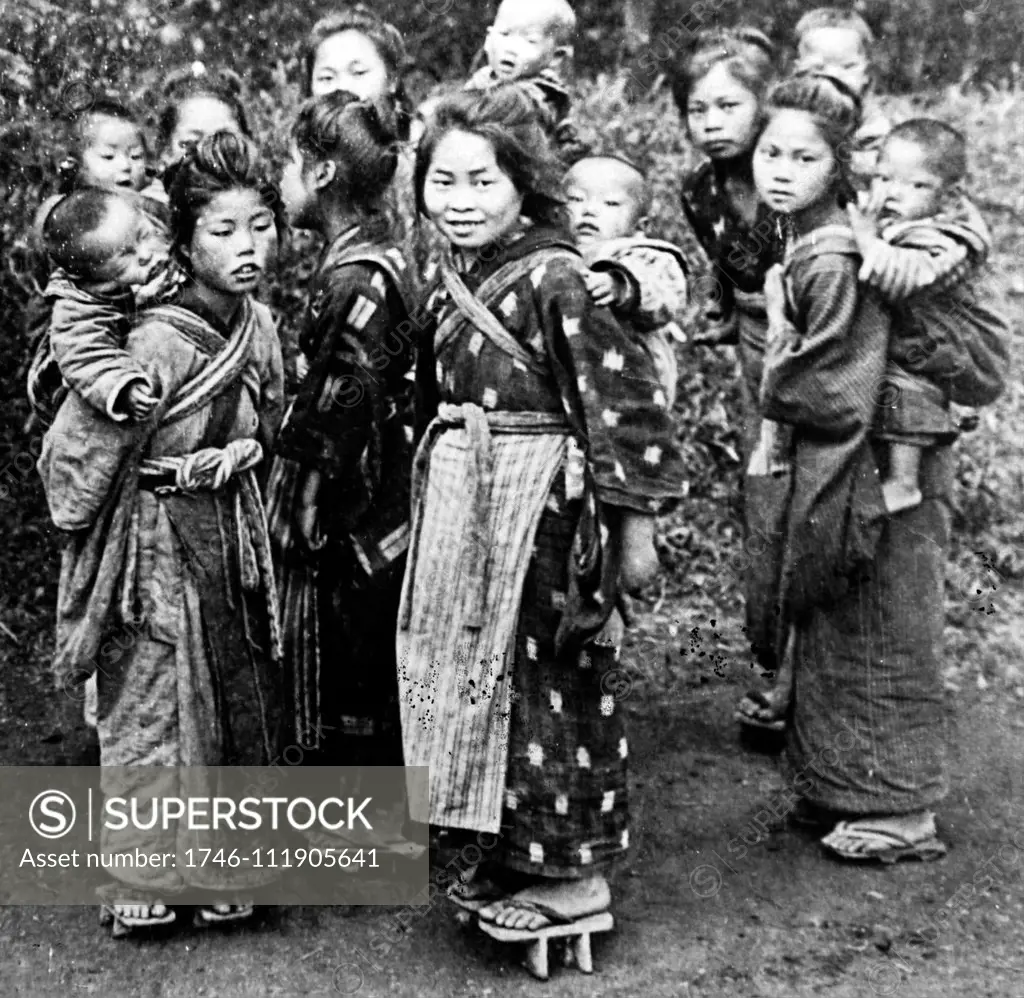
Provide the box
[400,86,683,962]
[301,6,427,272]
[672,30,788,733]
[740,73,890,735]
[753,75,948,864]
[38,131,286,936]
[267,92,417,814]
[303,4,411,139]
[143,67,252,201]
[673,28,781,451]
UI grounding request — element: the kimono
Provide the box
[867,199,1010,440]
[583,236,689,409]
[760,217,948,816]
[267,227,416,760]
[39,295,285,895]
[399,226,684,878]
[681,159,788,453]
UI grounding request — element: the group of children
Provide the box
[25,0,1011,958]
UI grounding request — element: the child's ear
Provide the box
[313,160,337,192]
[634,214,650,234]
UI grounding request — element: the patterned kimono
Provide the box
[681,159,787,454]
[761,217,948,816]
[267,228,415,760]
[400,227,683,878]
[39,296,285,895]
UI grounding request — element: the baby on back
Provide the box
[30,189,172,424]
[565,156,688,409]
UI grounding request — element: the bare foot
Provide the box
[479,876,611,931]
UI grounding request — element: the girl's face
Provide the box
[422,130,525,256]
[280,144,319,229]
[183,188,278,297]
[167,96,240,164]
[754,109,838,216]
[78,114,148,191]
[687,63,762,161]
[310,29,391,102]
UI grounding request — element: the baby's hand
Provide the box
[846,202,880,251]
[125,382,159,421]
[584,270,627,308]
[763,264,787,319]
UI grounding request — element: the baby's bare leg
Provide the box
[882,443,924,514]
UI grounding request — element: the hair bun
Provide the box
[215,68,243,98]
[792,69,863,114]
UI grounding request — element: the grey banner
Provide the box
[0,767,429,905]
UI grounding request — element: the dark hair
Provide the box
[415,85,566,228]
[58,97,148,195]
[157,67,252,151]
[886,118,968,187]
[41,189,146,280]
[292,91,399,234]
[764,72,863,203]
[166,130,286,271]
[302,5,411,140]
[671,27,777,122]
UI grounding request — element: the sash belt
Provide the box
[138,438,263,494]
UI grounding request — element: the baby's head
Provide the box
[794,7,874,99]
[565,156,650,247]
[872,119,967,224]
[484,0,576,82]
[60,99,149,194]
[43,189,168,289]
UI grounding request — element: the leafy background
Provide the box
[1,0,1022,695]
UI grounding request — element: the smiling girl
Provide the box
[39,131,286,937]
[398,86,682,956]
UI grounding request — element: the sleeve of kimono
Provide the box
[536,258,684,514]
[593,246,688,331]
[761,253,886,439]
[275,263,387,481]
[860,231,970,300]
[680,182,739,342]
[49,294,153,420]
[252,304,285,454]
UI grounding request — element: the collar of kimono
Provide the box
[318,225,363,271]
[144,297,256,427]
[455,225,578,286]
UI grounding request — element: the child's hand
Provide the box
[295,353,310,384]
[297,470,325,553]
[846,202,880,252]
[584,270,628,308]
[125,382,159,421]
[620,512,659,594]
[763,264,788,322]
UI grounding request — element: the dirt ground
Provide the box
[2,575,1023,998]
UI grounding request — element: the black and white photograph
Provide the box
[0,0,1022,994]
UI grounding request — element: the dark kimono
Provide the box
[681,159,787,453]
[267,227,415,761]
[400,227,683,878]
[761,218,949,816]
